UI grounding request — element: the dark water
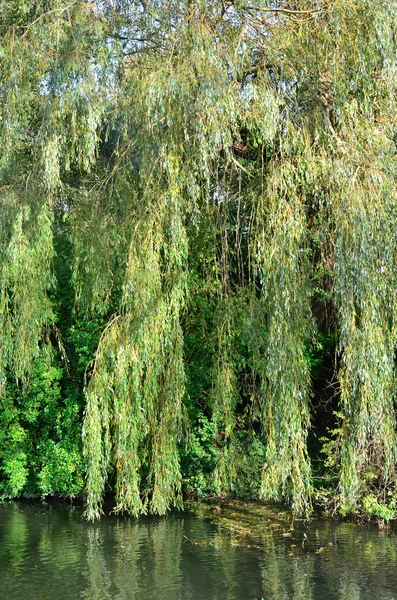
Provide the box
[1,501,397,600]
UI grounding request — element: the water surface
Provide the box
[1,500,397,599]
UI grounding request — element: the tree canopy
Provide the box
[1,0,397,520]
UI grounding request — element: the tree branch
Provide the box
[19,3,78,38]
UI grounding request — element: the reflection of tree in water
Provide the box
[318,523,397,600]
[1,505,29,598]
[258,521,397,600]
[258,535,315,600]
[80,516,185,600]
[81,528,112,600]
[111,517,185,600]
[2,507,28,570]
[1,504,86,599]
[195,501,397,600]
[181,505,267,599]
[2,504,397,600]
[111,520,143,599]
[38,509,82,575]
[76,512,397,600]
[147,517,184,599]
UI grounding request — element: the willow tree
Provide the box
[1,0,397,518]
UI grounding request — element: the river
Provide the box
[1,500,396,599]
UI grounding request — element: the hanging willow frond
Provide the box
[332,127,397,509]
[83,190,188,518]
[0,193,54,388]
[254,155,314,514]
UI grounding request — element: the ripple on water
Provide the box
[1,502,397,600]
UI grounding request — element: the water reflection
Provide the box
[0,501,396,600]
[81,528,112,600]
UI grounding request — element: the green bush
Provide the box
[0,352,84,498]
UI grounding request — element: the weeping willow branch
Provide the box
[254,160,313,514]
[332,144,397,510]
[0,194,54,388]
[83,192,188,519]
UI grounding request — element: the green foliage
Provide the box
[182,414,218,497]
[0,352,84,498]
[182,414,267,499]
[305,333,335,374]
[362,495,397,523]
[1,0,397,520]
